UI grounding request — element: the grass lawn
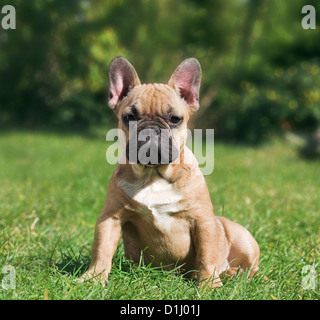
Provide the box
[0,130,319,300]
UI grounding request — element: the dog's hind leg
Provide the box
[217,216,261,278]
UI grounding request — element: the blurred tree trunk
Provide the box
[235,0,264,71]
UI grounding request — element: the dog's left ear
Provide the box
[108,56,141,109]
[168,58,202,112]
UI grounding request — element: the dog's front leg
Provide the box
[82,208,122,285]
[193,216,223,288]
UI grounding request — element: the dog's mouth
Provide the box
[125,123,179,165]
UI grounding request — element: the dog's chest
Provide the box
[118,178,183,232]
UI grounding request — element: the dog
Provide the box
[82,56,261,288]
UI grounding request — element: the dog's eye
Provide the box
[122,114,137,125]
[167,116,182,126]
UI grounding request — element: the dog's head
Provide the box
[108,56,201,166]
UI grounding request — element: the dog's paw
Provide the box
[79,270,109,286]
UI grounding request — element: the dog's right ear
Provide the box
[108,56,141,109]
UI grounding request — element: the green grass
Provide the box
[0,130,319,300]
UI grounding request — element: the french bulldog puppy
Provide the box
[82,57,261,287]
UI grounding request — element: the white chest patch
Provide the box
[118,178,183,232]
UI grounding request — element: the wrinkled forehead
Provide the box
[121,83,187,117]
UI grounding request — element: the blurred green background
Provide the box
[1,0,320,146]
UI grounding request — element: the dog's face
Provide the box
[108,57,201,166]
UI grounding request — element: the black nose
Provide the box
[139,126,160,137]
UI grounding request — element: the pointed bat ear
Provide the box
[108,56,141,109]
[168,58,202,112]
